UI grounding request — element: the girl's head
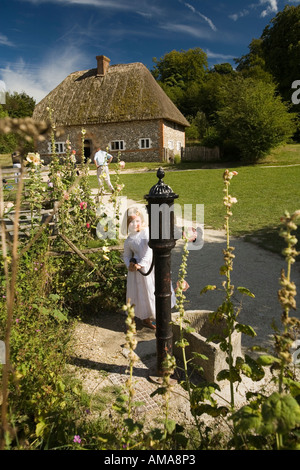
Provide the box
[127,209,142,233]
[120,205,148,236]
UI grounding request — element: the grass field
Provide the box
[1,144,300,253]
[97,144,300,254]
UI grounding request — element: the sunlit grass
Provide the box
[91,150,300,253]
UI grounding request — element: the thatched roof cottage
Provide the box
[33,55,189,163]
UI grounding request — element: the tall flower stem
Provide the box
[277,210,300,394]
[123,302,138,420]
[222,170,238,410]
[175,234,204,445]
[0,164,24,449]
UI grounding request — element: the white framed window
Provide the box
[110,140,125,151]
[168,140,174,150]
[48,141,66,154]
[139,138,152,149]
[177,141,181,152]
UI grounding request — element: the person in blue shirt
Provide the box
[94,146,114,193]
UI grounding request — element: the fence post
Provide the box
[144,168,178,379]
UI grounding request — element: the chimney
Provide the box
[96,55,110,76]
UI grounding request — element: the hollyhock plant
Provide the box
[26,152,43,166]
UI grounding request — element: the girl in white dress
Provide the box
[123,208,156,329]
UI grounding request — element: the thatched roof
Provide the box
[33,62,189,127]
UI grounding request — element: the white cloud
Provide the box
[160,23,214,39]
[205,49,235,60]
[18,0,163,15]
[229,9,250,21]
[0,33,14,47]
[0,46,86,103]
[229,0,278,21]
[181,2,217,31]
[260,0,278,17]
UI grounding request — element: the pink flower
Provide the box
[228,170,238,179]
[72,149,76,154]
[119,160,125,169]
[73,435,81,444]
[183,227,197,243]
[80,201,87,210]
[86,223,90,229]
[176,280,190,292]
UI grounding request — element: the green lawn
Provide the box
[90,145,300,254]
[109,166,300,231]
[2,144,300,254]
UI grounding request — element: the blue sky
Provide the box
[0,0,299,103]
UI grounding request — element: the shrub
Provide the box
[217,77,296,162]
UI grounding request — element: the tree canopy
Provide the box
[217,78,296,162]
[150,6,300,161]
[3,91,36,118]
[0,92,36,154]
[235,5,300,103]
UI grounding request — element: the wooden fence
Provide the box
[181,146,220,162]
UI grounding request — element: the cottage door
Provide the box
[84,139,92,163]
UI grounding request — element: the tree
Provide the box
[197,72,231,124]
[211,63,235,75]
[0,105,17,153]
[216,77,296,162]
[235,6,300,104]
[235,38,274,84]
[0,91,36,154]
[3,91,36,118]
[151,48,208,117]
[261,5,300,102]
[152,48,208,86]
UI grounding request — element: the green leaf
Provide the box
[193,403,228,417]
[206,333,226,344]
[200,285,216,295]
[36,420,47,437]
[184,326,195,334]
[261,392,300,434]
[150,387,167,397]
[192,352,209,361]
[49,293,60,301]
[52,309,68,322]
[192,383,220,402]
[235,323,256,337]
[282,378,300,398]
[244,355,265,381]
[165,419,176,435]
[217,369,241,383]
[256,354,280,366]
[231,404,262,432]
[237,287,255,298]
[123,418,142,432]
[175,338,189,348]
